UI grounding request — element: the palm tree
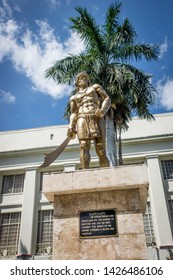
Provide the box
[45,1,159,166]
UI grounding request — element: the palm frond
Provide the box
[106,63,135,101]
[105,2,121,37]
[70,7,105,53]
[119,44,159,62]
[116,18,137,45]
[45,54,93,84]
[108,18,137,57]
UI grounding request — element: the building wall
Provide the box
[0,112,173,259]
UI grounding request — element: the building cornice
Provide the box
[1,133,172,158]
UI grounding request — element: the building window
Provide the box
[1,174,25,194]
[36,210,53,255]
[161,160,173,180]
[143,202,156,246]
[0,212,21,258]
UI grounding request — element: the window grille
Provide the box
[36,210,53,255]
[143,202,156,246]
[1,174,25,194]
[0,212,21,258]
[161,160,173,180]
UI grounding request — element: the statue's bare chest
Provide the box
[75,87,98,105]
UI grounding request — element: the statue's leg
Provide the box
[79,139,91,169]
[94,138,109,167]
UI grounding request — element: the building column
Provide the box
[146,155,173,247]
[18,168,38,256]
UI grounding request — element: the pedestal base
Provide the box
[43,165,149,260]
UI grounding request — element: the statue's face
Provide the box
[76,72,90,88]
[78,75,88,88]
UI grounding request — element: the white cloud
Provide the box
[0,0,13,20]
[64,31,86,55]
[156,77,173,110]
[47,0,61,11]
[0,1,85,99]
[159,37,168,58]
[93,5,99,11]
[13,3,21,13]
[0,89,16,104]
[66,0,71,5]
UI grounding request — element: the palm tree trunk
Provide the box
[105,114,118,166]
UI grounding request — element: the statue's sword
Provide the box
[39,136,71,168]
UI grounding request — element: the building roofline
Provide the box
[0,124,68,135]
[0,112,173,135]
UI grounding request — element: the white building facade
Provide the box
[0,112,173,260]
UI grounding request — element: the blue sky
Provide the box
[0,0,173,131]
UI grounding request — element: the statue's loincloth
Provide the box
[77,114,100,139]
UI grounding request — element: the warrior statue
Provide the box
[40,72,111,169]
[67,72,111,169]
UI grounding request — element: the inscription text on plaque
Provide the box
[79,209,117,238]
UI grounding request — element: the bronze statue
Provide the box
[40,72,111,169]
[67,72,111,169]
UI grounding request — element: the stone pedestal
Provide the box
[43,165,149,260]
